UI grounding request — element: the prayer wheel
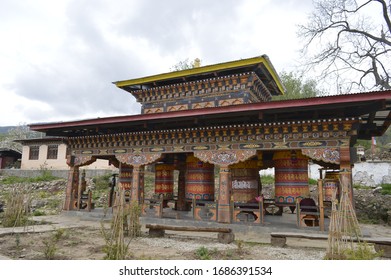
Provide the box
[119,164,132,190]
[185,154,215,201]
[154,164,174,200]
[119,164,132,198]
[273,150,309,205]
[231,160,260,202]
[324,171,340,201]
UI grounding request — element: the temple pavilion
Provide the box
[30,55,391,226]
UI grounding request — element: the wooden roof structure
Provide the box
[30,90,391,143]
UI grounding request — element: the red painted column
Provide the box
[217,166,232,223]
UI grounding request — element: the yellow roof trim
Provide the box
[114,55,285,95]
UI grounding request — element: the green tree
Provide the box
[273,71,322,101]
[298,0,391,92]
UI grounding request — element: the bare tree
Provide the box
[170,58,201,71]
[298,0,391,92]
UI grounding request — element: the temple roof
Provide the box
[113,55,285,97]
[30,90,391,140]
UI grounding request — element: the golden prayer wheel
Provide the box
[185,154,215,201]
[231,160,259,202]
[324,171,340,201]
[154,164,174,200]
[273,150,309,205]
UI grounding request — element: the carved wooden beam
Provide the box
[194,150,257,166]
[115,152,162,166]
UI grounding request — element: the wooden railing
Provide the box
[231,200,264,224]
[192,198,218,221]
[142,196,164,218]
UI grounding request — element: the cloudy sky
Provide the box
[0,0,315,126]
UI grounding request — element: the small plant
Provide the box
[127,203,141,238]
[12,233,24,257]
[325,242,382,260]
[236,240,245,255]
[195,246,211,260]
[42,228,66,260]
[101,189,133,260]
[33,210,45,216]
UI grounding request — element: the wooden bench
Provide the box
[145,223,235,244]
[270,232,391,257]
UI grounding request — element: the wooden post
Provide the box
[131,165,144,204]
[318,179,325,231]
[176,163,188,211]
[63,165,79,211]
[217,166,232,223]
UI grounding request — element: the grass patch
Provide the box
[308,178,318,185]
[0,174,59,185]
[380,183,391,195]
[353,184,372,190]
[260,175,274,185]
[325,242,382,260]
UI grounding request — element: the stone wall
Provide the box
[0,169,114,179]
[309,161,391,187]
[354,189,391,224]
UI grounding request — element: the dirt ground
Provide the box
[0,220,326,260]
[0,214,389,260]
[0,227,326,260]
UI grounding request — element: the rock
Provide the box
[353,171,376,188]
[382,175,391,185]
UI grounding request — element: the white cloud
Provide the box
[0,0,314,126]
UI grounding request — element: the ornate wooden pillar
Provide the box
[217,166,232,223]
[131,165,144,203]
[176,162,188,211]
[340,146,354,204]
[194,149,257,224]
[64,165,79,211]
[115,152,161,205]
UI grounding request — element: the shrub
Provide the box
[42,228,66,259]
[2,188,31,227]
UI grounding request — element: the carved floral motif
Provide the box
[302,148,340,164]
[115,153,161,166]
[194,150,257,166]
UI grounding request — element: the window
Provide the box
[47,145,58,160]
[29,146,39,160]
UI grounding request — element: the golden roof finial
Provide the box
[193,58,201,68]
